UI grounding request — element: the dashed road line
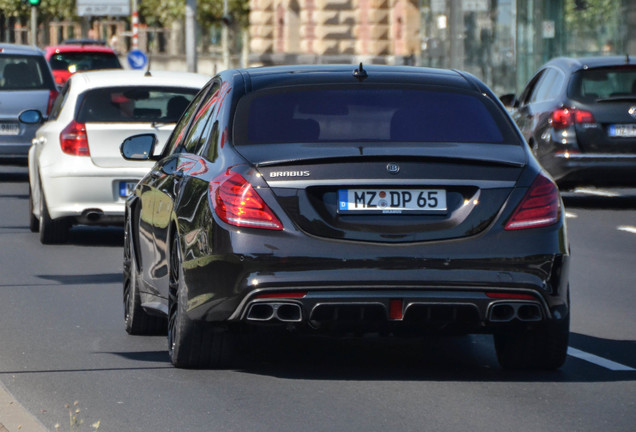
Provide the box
[565,211,577,219]
[617,225,636,235]
[567,347,635,371]
[572,187,620,197]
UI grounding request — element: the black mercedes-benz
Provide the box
[121,64,570,370]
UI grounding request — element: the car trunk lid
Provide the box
[241,143,526,243]
[85,123,174,168]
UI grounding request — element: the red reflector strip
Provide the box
[486,292,536,301]
[389,299,403,320]
[255,292,307,299]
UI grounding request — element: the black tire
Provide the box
[123,218,166,335]
[38,188,69,244]
[28,185,38,233]
[167,233,236,368]
[494,316,569,370]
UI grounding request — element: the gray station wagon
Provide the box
[0,44,58,165]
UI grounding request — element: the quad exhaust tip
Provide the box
[246,302,303,323]
[489,302,542,323]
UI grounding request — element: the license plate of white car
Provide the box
[608,124,636,137]
[119,181,137,198]
[338,189,447,214]
[0,122,19,135]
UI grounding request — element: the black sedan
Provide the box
[121,64,570,370]
[502,56,636,189]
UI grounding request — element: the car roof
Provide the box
[44,45,118,57]
[67,69,211,90]
[0,43,44,56]
[232,64,487,94]
[545,55,636,72]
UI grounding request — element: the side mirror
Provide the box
[499,93,517,108]
[19,109,44,125]
[121,133,158,161]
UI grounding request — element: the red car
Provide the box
[44,42,122,86]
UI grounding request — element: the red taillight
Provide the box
[47,89,59,115]
[209,171,283,230]
[505,174,560,230]
[389,299,404,320]
[255,292,307,299]
[551,108,595,129]
[60,120,89,156]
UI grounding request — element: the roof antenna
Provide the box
[353,62,368,81]
[145,55,152,77]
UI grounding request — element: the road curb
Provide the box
[0,380,48,432]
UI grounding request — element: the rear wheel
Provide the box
[38,185,69,244]
[167,233,237,368]
[494,315,569,370]
[123,218,166,335]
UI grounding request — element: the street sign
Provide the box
[127,50,148,70]
[77,0,130,17]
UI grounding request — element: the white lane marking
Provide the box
[567,347,635,371]
[565,212,578,219]
[617,225,636,235]
[573,187,620,197]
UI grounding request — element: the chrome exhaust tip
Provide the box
[245,302,303,323]
[275,303,302,322]
[488,302,543,323]
[246,303,275,321]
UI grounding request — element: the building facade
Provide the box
[249,0,636,95]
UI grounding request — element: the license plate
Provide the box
[119,181,138,198]
[0,122,19,136]
[338,189,447,214]
[608,124,636,137]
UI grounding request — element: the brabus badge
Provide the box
[386,162,400,175]
[629,106,636,119]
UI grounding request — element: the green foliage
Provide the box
[565,0,623,53]
[0,0,249,28]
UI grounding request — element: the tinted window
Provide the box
[0,55,51,90]
[164,82,212,156]
[48,81,70,120]
[182,82,220,154]
[235,87,509,144]
[49,52,121,72]
[568,66,636,101]
[77,86,198,123]
[529,68,562,103]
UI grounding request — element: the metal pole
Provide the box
[132,0,139,49]
[222,0,229,70]
[30,6,37,46]
[186,0,198,72]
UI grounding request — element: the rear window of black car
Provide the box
[234,87,513,144]
[0,55,53,90]
[77,86,197,123]
[568,66,636,102]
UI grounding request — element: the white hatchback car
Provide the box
[21,69,210,244]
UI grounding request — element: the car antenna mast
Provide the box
[145,55,152,77]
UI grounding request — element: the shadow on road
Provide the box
[562,192,636,209]
[66,226,124,247]
[0,168,28,183]
[37,273,122,285]
[230,331,636,383]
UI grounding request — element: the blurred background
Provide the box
[1,0,636,95]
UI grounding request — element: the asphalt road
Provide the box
[0,166,634,432]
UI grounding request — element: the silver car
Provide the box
[0,44,58,164]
